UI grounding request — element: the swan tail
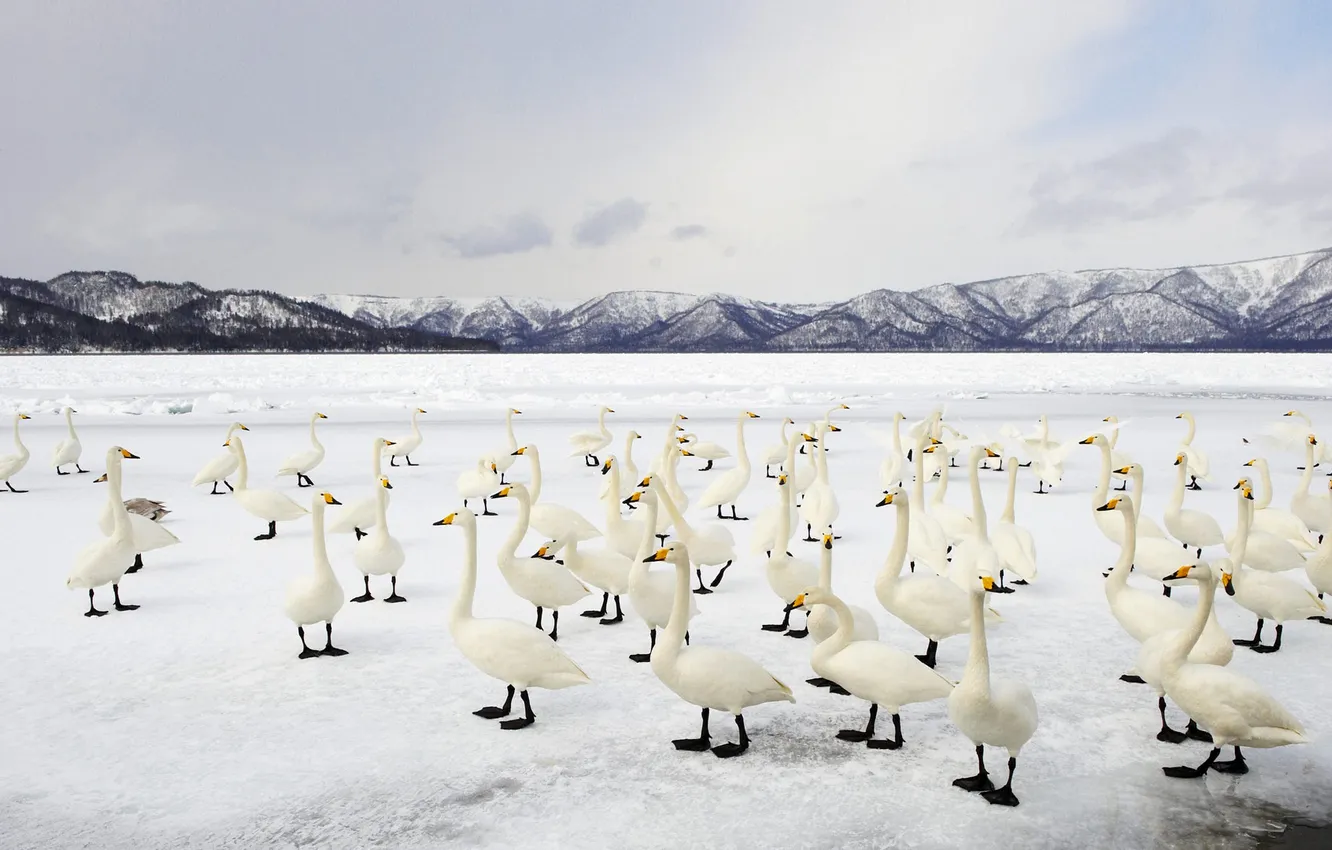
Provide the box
[1252,727,1308,747]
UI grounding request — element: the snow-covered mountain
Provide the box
[7,248,1332,352]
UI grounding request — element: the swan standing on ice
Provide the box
[759,417,794,479]
[794,584,950,748]
[1176,412,1209,490]
[948,574,1039,807]
[52,407,87,475]
[226,435,309,540]
[699,412,759,521]
[1165,453,1224,557]
[0,413,32,493]
[569,406,614,467]
[623,487,697,662]
[192,422,249,494]
[647,542,795,758]
[385,407,427,467]
[434,508,590,729]
[991,459,1038,587]
[760,473,817,638]
[276,412,328,488]
[544,535,630,625]
[98,465,180,574]
[457,458,500,516]
[480,408,522,484]
[329,437,393,539]
[66,447,141,616]
[492,483,590,641]
[284,492,350,658]
[679,433,731,471]
[351,481,407,603]
[512,445,602,543]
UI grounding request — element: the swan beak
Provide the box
[433,513,456,526]
[829,425,841,432]
[1096,499,1119,511]
[638,475,651,487]
[985,448,1000,458]
[791,593,807,608]
[822,534,833,548]
[923,445,937,454]
[876,492,894,506]
[1221,573,1235,594]
[681,450,694,457]
[1175,414,1183,419]
[316,412,328,419]
[1163,566,1192,581]
[94,473,107,483]
[606,408,616,414]
[678,414,688,421]
[840,404,850,410]
[239,423,249,431]
[801,433,817,442]
[777,474,788,485]
[382,478,393,489]
[1243,459,1256,467]
[1114,466,1131,475]
[1311,436,1320,446]
[1242,486,1254,500]
[416,408,428,414]
[677,436,689,444]
[746,412,760,419]
[18,414,30,420]
[1284,411,1296,416]
[1102,416,1111,422]
[223,439,231,447]
[490,463,498,473]
[981,576,996,592]
[1078,437,1094,445]
[322,493,342,505]
[512,409,522,415]
[491,487,512,499]
[1174,455,1184,465]
[623,492,641,505]
[600,460,613,475]
[120,449,140,459]
[531,546,551,559]
[511,446,526,456]
[644,548,669,562]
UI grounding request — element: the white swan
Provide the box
[879,412,907,489]
[1101,415,1133,490]
[350,480,407,603]
[623,487,698,662]
[947,574,1039,807]
[805,533,879,644]
[646,541,795,758]
[1176,412,1209,490]
[276,412,328,488]
[434,508,590,729]
[569,405,614,466]
[1290,436,1331,536]
[798,422,841,542]
[651,474,736,593]
[749,432,809,556]
[97,466,180,573]
[328,437,392,538]
[192,422,250,494]
[795,585,950,748]
[949,446,1006,593]
[1223,481,1325,653]
[874,486,993,668]
[600,457,646,559]
[699,412,759,521]
[1165,452,1225,556]
[547,535,631,625]
[907,432,950,576]
[284,492,349,659]
[1157,562,1307,779]
[0,413,32,492]
[51,407,87,475]
[225,434,309,540]
[923,444,974,543]
[480,408,522,483]
[1242,457,1315,551]
[760,417,795,479]
[761,473,819,638]
[991,459,1038,586]
[512,444,602,544]
[599,431,642,501]
[1224,472,1307,573]
[1102,473,1199,589]
[1085,435,1167,543]
[679,432,730,471]
[491,483,591,641]
[66,446,140,616]
[457,458,500,515]
[385,407,427,467]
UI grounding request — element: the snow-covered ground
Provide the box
[3,353,1332,849]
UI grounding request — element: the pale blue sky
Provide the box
[2,1,1329,300]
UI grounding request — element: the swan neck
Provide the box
[1094,441,1111,502]
[234,440,249,490]
[309,415,323,450]
[1230,494,1252,567]
[963,590,992,697]
[1109,505,1135,588]
[452,521,478,623]
[502,488,531,560]
[656,481,692,534]
[912,436,926,504]
[107,455,131,541]
[311,502,334,579]
[661,557,692,652]
[603,464,622,525]
[12,415,25,452]
[1254,461,1274,510]
[505,409,516,447]
[818,540,832,589]
[375,484,390,532]
[878,492,910,590]
[1169,460,1187,510]
[969,455,988,539]
[1001,461,1017,523]
[1300,442,1316,493]
[528,449,543,503]
[65,408,76,438]
[826,594,855,650]
[735,415,751,471]
[371,438,383,478]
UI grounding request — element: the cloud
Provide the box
[573,198,648,247]
[670,224,709,241]
[441,213,553,259]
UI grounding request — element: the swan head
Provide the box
[116,448,139,459]
[783,417,795,425]
[530,542,557,560]
[1173,453,1186,466]
[1220,570,1236,595]
[1284,410,1299,417]
[676,435,691,444]
[1096,497,1128,512]
[984,447,1000,458]
[383,439,396,447]
[643,541,691,565]
[601,457,615,475]
[828,424,841,432]
[1232,479,1255,500]
[800,432,818,443]
[315,412,328,420]
[1163,563,1213,586]
[676,414,689,422]
[1102,415,1116,423]
[821,532,833,549]
[791,586,832,609]
[321,492,342,505]
[17,413,30,420]
[628,430,641,439]
[1078,435,1098,445]
[510,408,522,415]
[978,575,998,593]
[415,408,428,414]
[1308,435,1319,446]
[876,486,905,507]
[1113,466,1132,476]
[380,477,393,489]
[490,483,527,501]
[777,474,788,486]
[745,411,760,419]
[623,490,643,506]
[511,445,528,456]
[602,406,616,414]
[680,450,695,457]
[1243,459,1257,467]
[638,474,652,487]
[433,508,476,528]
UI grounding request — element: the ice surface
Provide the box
[3,353,1332,849]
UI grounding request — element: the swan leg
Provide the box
[673,707,712,751]
[837,703,877,742]
[474,685,515,719]
[384,576,407,603]
[867,713,904,750]
[582,592,610,618]
[350,575,374,603]
[765,465,775,479]
[1185,720,1212,743]
[1310,614,1332,625]
[1012,578,1029,586]
[711,714,749,758]
[708,560,731,588]
[125,553,144,574]
[1162,585,1172,598]
[1156,696,1188,744]
[953,745,995,792]
[803,523,817,542]
[684,630,690,645]
[785,607,809,639]
[1163,746,1220,778]
[1251,623,1283,653]
[761,604,793,632]
[1115,480,1127,491]
[1210,746,1249,774]
[481,498,497,517]
[498,690,535,729]
[6,481,28,493]
[210,481,222,494]
[1233,618,1264,647]
[223,479,233,492]
[980,758,1021,806]
[1188,475,1201,491]
[77,464,91,473]
[1033,481,1047,495]
[1119,673,1146,684]
[599,595,624,626]
[716,505,726,521]
[990,570,1015,594]
[693,569,714,595]
[84,589,107,617]
[390,456,399,467]
[630,628,655,663]
[56,466,69,476]
[534,607,544,630]
[354,527,366,540]
[729,505,748,522]
[320,621,348,656]
[254,520,277,541]
[548,610,560,641]
[806,676,836,688]
[916,640,938,668]
[656,534,669,545]
[112,584,138,612]
[297,626,320,659]
[405,455,418,467]
[700,460,713,472]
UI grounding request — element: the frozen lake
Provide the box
[3,353,1332,849]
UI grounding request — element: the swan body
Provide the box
[569,406,614,463]
[555,537,631,598]
[192,422,250,492]
[679,433,730,461]
[760,417,795,474]
[799,422,841,538]
[698,412,759,518]
[457,458,500,507]
[226,435,309,538]
[327,438,391,536]
[284,492,349,657]
[652,476,735,578]
[1176,412,1210,487]
[98,495,180,556]
[276,412,328,485]
[1164,453,1225,553]
[67,447,139,606]
[763,471,819,625]
[625,489,698,641]
[805,533,879,644]
[0,413,32,489]
[514,445,602,543]
[492,484,591,635]
[1290,437,1331,534]
[353,483,406,582]
[1223,493,1325,651]
[384,408,427,464]
[1241,457,1315,552]
[435,508,590,727]
[51,407,84,473]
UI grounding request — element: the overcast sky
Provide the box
[3,1,1330,301]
